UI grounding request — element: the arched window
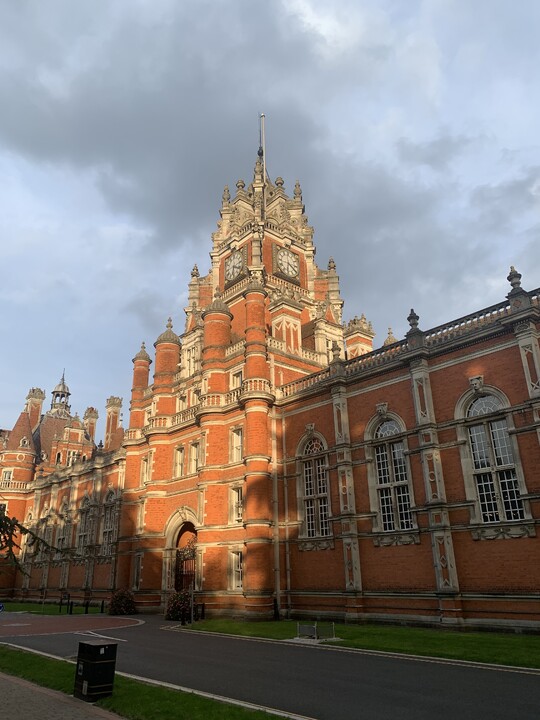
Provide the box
[77,497,91,555]
[373,419,413,532]
[101,491,117,556]
[300,437,331,538]
[55,502,71,559]
[466,395,525,523]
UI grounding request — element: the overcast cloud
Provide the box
[1,0,539,436]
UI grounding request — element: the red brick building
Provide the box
[2,152,540,628]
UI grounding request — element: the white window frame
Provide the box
[101,492,117,556]
[140,453,152,485]
[231,370,243,388]
[174,446,185,477]
[230,427,243,464]
[230,549,243,590]
[365,414,417,536]
[229,485,244,524]
[456,390,530,528]
[298,435,332,539]
[189,442,200,474]
[77,498,91,555]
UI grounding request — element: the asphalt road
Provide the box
[3,614,539,720]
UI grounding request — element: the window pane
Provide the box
[396,485,413,529]
[498,469,525,520]
[468,425,490,469]
[475,473,499,523]
[315,458,327,495]
[391,442,407,483]
[304,437,324,455]
[490,420,514,466]
[375,420,400,438]
[303,461,314,495]
[375,445,391,484]
[468,396,502,417]
[305,498,316,537]
[378,487,395,531]
[318,496,330,536]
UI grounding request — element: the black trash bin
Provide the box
[73,639,117,702]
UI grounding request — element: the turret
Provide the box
[104,396,123,451]
[25,388,46,431]
[49,373,71,418]
[201,291,232,393]
[344,314,375,358]
[130,342,152,428]
[153,318,181,395]
[83,407,99,442]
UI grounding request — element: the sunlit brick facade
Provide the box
[2,153,540,628]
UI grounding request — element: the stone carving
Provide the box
[469,375,484,394]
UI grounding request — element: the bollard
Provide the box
[100,600,105,614]
[84,601,89,615]
[69,601,74,615]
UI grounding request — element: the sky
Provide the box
[1,0,539,439]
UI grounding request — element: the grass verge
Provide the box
[189,618,540,669]
[0,645,272,719]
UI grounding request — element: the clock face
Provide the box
[225,251,243,281]
[277,248,299,277]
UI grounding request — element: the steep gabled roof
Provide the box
[32,414,70,460]
[6,411,35,452]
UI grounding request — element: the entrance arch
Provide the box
[175,522,197,591]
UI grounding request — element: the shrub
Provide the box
[109,588,137,615]
[165,590,191,620]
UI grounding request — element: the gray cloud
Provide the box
[0,1,539,432]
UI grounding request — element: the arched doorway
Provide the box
[175,522,197,591]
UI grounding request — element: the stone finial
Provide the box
[407,309,420,330]
[275,177,284,188]
[106,396,123,408]
[294,181,302,200]
[254,154,263,182]
[383,328,398,346]
[155,318,181,346]
[26,387,46,401]
[203,288,232,318]
[222,185,230,204]
[331,340,341,362]
[133,341,151,363]
[236,179,246,191]
[328,258,336,272]
[507,265,522,291]
[84,407,99,419]
[191,264,200,278]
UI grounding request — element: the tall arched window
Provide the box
[373,420,413,532]
[101,491,117,556]
[301,437,331,538]
[466,395,525,523]
[77,497,91,555]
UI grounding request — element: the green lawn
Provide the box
[189,618,540,669]
[0,646,272,720]
[1,600,101,615]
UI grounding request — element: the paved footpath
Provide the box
[0,671,123,720]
